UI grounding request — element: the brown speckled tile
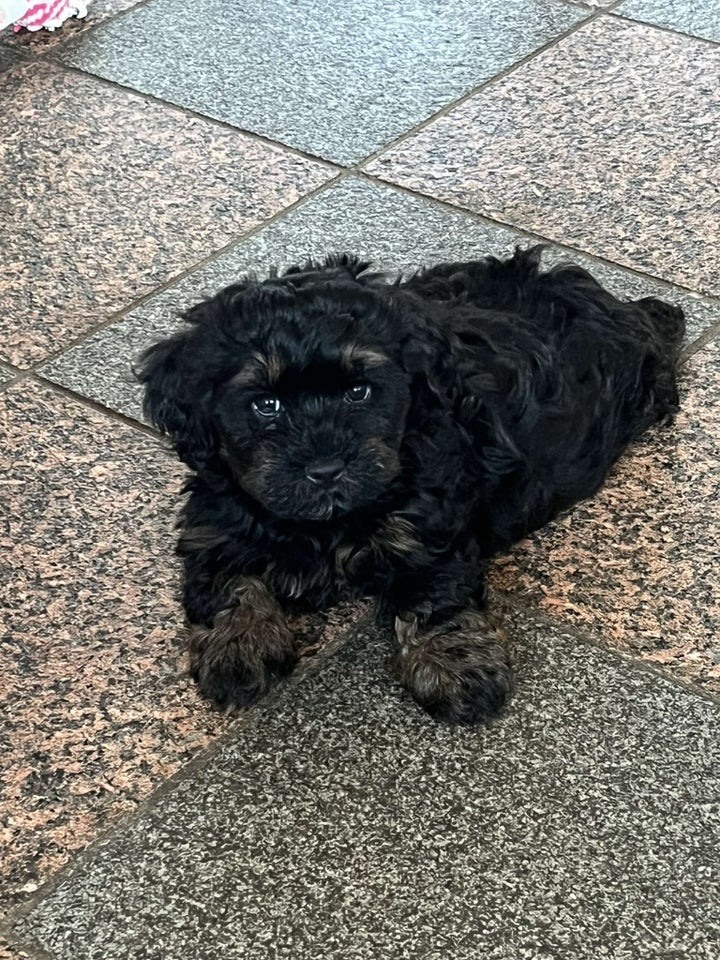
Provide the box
[0,381,360,913]
[0,380,221,909]
[2,0,141,53]
[0,61,331,369]
[491,339,720,693]
[367,17,720,297]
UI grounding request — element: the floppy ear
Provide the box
[136,322,217,470]
[399,310,461,406]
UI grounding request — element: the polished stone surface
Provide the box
[367,17,720,297]
[39,177,719,423]
[0,380,228,910]
[0,61,330,368]
[1,0,140,53]
[57,0,585,163]
[617,0,720,43]
[13,608,720,960]
[493,338,720,693]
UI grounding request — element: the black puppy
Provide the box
[138,247,684,723]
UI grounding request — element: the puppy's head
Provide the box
[137,258,450,521]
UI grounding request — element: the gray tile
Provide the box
[14,605,720,960]
[39,177,720,422]
[366,17,720,297]
[57,0,585,164]
[617,0,720,43]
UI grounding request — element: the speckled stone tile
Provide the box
[0,366,14,388]
[0,379,364,913]
[617,0,720,43]
[367,17,720,297]
[56,0,585,164]
[0,935,40,960]
[0,61,331,369]
[12,608,720,960]
[38,177,719,422]
[1,0,139,52]
[492,338,720,693]
[0,46,27,70]
[0,380,225,910]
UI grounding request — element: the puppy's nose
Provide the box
[305,459,346,485]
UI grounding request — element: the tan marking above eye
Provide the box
[230,352,285,388]
[341,344,389,370]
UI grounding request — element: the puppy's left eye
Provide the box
[251,395,282,418]
[345,383,371,404]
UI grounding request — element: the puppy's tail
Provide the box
[635,296,686,358]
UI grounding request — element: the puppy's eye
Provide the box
[251,395,282,418]
[344,383,371,404]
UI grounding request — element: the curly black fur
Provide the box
[137,247,684,723]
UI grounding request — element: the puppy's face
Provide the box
[139,268,423,522]
[215,340,411,521]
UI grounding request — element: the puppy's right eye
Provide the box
[251,395,282,418]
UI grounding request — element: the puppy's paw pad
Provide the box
[395,628,513,725]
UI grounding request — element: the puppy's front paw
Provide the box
[188,606,296,709]
[394,611,513,725]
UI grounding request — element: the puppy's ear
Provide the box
[136,319,217,470]
[400,316,460,405]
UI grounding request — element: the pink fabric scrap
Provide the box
[1,0,88,31]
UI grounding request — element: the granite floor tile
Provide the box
[1,0,139,53]
[56,0,585,164]
[0,366,14,388]
[617,0,720,44]
[38,177,719,423]
[367,17,720,297]
[0,61,330,369]
[0,380,227,910]
[0,47,26,70]
[0,379,365,913]
[493,338,720,693]
[12,609,720,960]
[0,936,37,960]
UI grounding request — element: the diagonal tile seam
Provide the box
[354,173,720,344]
[5,581,719,948]
[681,322,720,363]
[16,172,342,377]
[36,2,599,180]
[0,610,374,937]
[354,8,598,170]
[495,590,720,713]
[608,8,720,48]
[46,58,348,173]
[0,0,159,55]
[13,8,717,375]
[24,167,720,404]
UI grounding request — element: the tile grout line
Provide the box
[606,8,720,48]
[6,578,720,934]
[680,322,720,363]
[30,374,165,441]
[0,0,165,56]
[496,589,720,711]
[1,613,374,931]
[357,170,720,307]
[47,58,348,174]
[16,2,718,379]
[23,173,345,374]
[354,7,602,170]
